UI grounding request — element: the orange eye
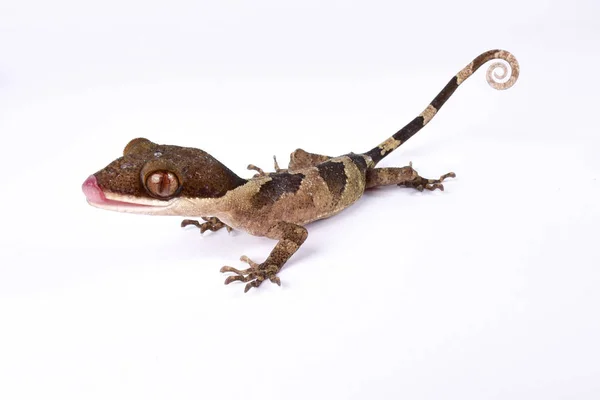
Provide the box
[145,171,180,198]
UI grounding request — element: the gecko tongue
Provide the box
[82,175,106,203]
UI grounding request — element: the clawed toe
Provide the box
[221,256,282,292]
[439,172,456,181]
[401,170,456,192]
[240,255,259,268]
[269,275,281,286]
[224,275,250,284]
[247,156,285,177]
[424,182,445,191]
[424,171,456,191]
[247,164,266,177]
[220,265,252,275]
[181,217,232,233]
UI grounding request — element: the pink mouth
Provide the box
[82,175,149,208]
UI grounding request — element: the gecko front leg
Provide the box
[220,221,308,292]
[181,217,233,233]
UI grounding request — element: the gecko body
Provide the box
[83,49,519,292]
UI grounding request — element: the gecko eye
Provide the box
[144,171,181,199]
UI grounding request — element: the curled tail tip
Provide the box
[460,49,520,91]
[486,50,520,90]
[457,49,520,90]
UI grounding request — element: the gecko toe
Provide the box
[440,172,456,181]
[269,275,281,286]
[225,275,252,285]
[400,170,455,192]
[244,276,268,292]
[181,217,233,234]
[220,266,248,275]
[240,255,259,268]
[221,257,282,292]
[425,183,444,191]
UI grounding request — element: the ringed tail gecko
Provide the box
[82,49,519,292]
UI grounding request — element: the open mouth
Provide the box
[82,175,171,211]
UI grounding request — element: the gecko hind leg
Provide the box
[220,221,308,292]
[181,217,233,233]
[247,155,285,177]
[288,149,331,171]
[248,149,332,176]
[366,163,456,192]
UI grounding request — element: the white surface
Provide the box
[1,1,599,399]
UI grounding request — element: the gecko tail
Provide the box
[363,49,520,166]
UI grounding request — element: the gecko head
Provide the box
[82,138,247,215]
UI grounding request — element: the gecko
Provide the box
[82,49,519,292]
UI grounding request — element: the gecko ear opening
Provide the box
[123,138,156,156]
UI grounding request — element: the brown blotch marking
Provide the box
[250,172,305,208]
[212,156,368,236]
[316,160,347,203]
[347,153,369,173]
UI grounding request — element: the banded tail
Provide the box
[363,49,520,165]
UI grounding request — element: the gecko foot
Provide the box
[401,167,456,192]
[220,255,281,293]
[247,156,286,177]
[247,164,267,177]
[181,217,233,233]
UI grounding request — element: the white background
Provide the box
[1,1,599,399]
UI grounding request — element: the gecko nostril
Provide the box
[82,175,106,203]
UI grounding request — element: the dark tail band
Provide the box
[363,49,520,165]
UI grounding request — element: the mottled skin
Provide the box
[83,49,519,292]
